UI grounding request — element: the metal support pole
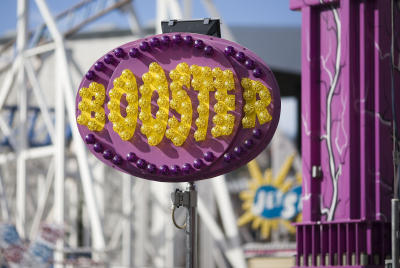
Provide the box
[183,0,192,19]
[171,182,198,268]
[151,182,172,267]
[16,0,28,239]
[392,199,399,268]
[122,174,132,267]
[186,182,197,268]
[0,174,10,221]
[134,180,148,267]
[54,50,66,268]
[156,0,167,34]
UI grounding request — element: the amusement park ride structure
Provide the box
[1,0,399,267]
[0,0,248,267]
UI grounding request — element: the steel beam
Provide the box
[15,0,28,239]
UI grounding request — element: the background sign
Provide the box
[252,185,302,220]
[238,154,302,239]
[75,33,281,182]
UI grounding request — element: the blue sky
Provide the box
[0,0,301,36]
[0,0,300,140]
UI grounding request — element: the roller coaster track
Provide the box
[0,0,134,74]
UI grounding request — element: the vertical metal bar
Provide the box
[165,202,175,268]
[296,225,302,265]
[299,5,321,222]
[183,0,192,19]
[122,174,132,267]
[16,0,28,239]
[392,199,399,268]
[134,180,148,267]
[198,181,215,268]
[92,161,104,219]
[151,181,171,267]
[65,179,78,248]
[167,0,183,20]
[186,182,197,268]
[54,49,66,268]
[156,0,167,34]
[0,173,10,221]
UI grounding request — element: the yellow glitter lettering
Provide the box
[241,78,272,128]
[166,63,192,146]
[77,82,106,132]
[211,68,235,137]
[107,69,138,141]
[139,62,169,146]
[191,65,215,141]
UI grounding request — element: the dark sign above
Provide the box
[75,33,281,182]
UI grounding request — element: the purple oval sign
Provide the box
[75,33,280,182]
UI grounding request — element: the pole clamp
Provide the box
[171,185,197,229]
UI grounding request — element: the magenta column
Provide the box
[290,0,400,267]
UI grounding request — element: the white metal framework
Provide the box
[0,0,248,267]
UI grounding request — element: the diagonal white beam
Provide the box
[197,196,238,266]
[0,117,16,150]
[29,159,55,240]
[212,176,246,268]
[35,0,106,255]
[24,59,55,142]
[167,0,183,20]
[0,58,19,110]
[24,42,56,57]
[121,2,143,36]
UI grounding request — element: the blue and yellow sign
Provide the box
[238,154,302,239]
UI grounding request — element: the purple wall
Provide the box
[291,0,400,266]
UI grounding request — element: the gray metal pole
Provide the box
[392,199,399,268]
[171,182,198,268]
[186,182,198,268]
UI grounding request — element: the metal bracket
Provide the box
[168,19,177,26]
[171,183,198,268]
[203,18,211,24]
[311,165,323,179]
[161,18,221,37]
[171,188,197,209]
[386,259,394,268]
